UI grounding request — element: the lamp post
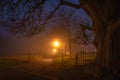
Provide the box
[52,40,64,64]
[52,40,60,57]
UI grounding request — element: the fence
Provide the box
[75,51,96,65]
[61,51,96,65]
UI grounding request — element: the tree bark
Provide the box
[102,19,120,77]
[79,0,120,78]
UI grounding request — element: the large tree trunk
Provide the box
[80,0,120,79]
[100,19,120,79]
[93,19,120,80]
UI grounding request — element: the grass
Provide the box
[0,55,99,80]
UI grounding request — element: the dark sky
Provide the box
[0,0,95,56]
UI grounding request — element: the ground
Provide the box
[0,57,99,80]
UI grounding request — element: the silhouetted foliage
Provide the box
[0,0,60,37]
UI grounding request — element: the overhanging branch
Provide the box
[60,0,81,9]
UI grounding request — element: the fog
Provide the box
[0,28,52,56]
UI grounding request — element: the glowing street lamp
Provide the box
[53,40,60,47]
[53,48,57,52]
[53,48,57,53]
[53,48,57,55]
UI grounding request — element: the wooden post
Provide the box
[75,51,79,65]
[61,53,63,65]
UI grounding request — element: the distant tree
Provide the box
[51,6,76,59]
[72,15,94,45]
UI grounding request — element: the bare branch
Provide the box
[60,0,80,9]
[79,24,93,30]
[46,3,61,20]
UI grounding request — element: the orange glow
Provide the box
[53,48,57,53]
